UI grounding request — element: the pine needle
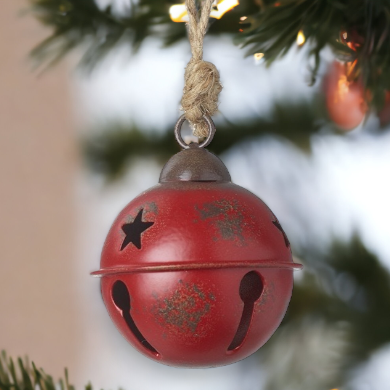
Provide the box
[0,352,94,390]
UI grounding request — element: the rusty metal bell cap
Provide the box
[159,144,231,183]
[160,114,231,183]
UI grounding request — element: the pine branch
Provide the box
[28,0,257,70]
[29,0,390,107]
[0,351,91,390]
[29,0,175,70]
[285,235,390,366]
[82,99,324,181]
[259,235,390,389]
[240,0,390,108]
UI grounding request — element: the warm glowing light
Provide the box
[240,16,247,21]
[342,32,347,40]
[346,59,358,77]
[169,4,188,22]
[169,0,239,23]
[296,30,306,46]
[335,75,350,103]
[347,41,358,51]
[210,0,239,19]
[254,53,264,60]
[254,53,264,64]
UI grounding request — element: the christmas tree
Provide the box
[2,1,390,389]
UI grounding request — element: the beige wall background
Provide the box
[0,0,81,378]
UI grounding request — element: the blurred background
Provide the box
[1,1,390,390]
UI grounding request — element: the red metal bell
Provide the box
[92,117,302,368]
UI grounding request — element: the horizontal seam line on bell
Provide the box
[91,261,303,277]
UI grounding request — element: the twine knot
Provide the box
[181,0,222,138]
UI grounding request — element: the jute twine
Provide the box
[181,0,222,138]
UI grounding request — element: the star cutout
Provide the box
[121,209,154,251]
[272,219,290,248]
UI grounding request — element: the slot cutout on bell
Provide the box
[228,271,263,351]
[112,280,158,354]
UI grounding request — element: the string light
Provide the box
[240,16,247,21]
[211,0,239,19]
[169,0,239,23]
[169,4,188,22]
[254,52,264,64]
[296,30,306,46]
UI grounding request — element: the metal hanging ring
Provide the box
[174,114,216,149]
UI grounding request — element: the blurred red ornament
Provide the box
[92,116,302,368]
[324,61,367,130]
